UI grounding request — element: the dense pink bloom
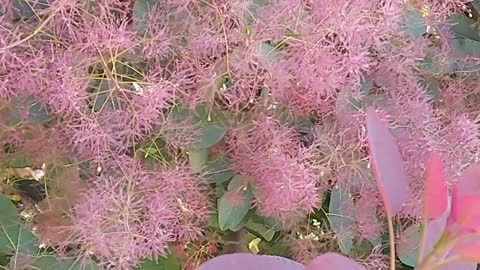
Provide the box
[64,157,211,269]
[228,113,320,221]
[355,193,384,243]
[3,0,480,265]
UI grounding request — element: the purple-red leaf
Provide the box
[448,164,480,233]
[456,241,480,262]
[425,218,477,270]
[436,250,478,270]
[424,209,449,260]
[305,253,366,270]
[451,164,480,198]
[424,196,478,269]
[424,153,448,219]
[366,108,409,216]
[196,253,303,270]
[448,191,480,233]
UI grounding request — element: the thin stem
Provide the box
[414,231,456,270]
[387,213,396,270]
[417,216,429,264]
[1,6,61,50]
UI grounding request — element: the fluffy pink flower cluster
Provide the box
[227,113,319,221]
[1,0,479,266]
[63,157,211,269]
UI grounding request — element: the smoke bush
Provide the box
[1,0,480,268]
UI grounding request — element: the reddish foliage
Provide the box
[424,153,448,219]
[366,108,409,216]
[2,0,480,268]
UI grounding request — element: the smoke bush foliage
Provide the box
[1,0,480,269]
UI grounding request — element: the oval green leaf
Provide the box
[0,195,39,258]
[245,220,276,242]
[30,255,100,270]
[401,9,427,39]
[397,224,422,267]
[136,254,181,270]
[188,148,208,173]
[132,0,158,35]
[449,14,480,42]
[218,176,253,231]
[204,156,234,184]
[195,122,227,149]
[328,188,355,254]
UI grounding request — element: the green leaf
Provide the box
[86,62,143,112]
[144,147,158,156]
[419,55,444,75]
[30,256,58,269]
[140,137,172,166]
[228,211,252,232]
[192,105,229,149]
[401,9,427,39]
[226,175,248,191]
[87,78,119,112]
[273,104,290,124]
[348,95,362,112]
[245,220,276,241]
[136,254,181,270]
[449,38,480,78]
[449,14,480,41]
[132,0,158,35]
[0,255,9,266]
[218,176,253,231]
[251,215,283,232]
[328,188,355,254]
[336,73,372,114]
[6,154,31,168]
[419,75,441,102]
[0,195,38,257]
[208,213,221,230]
[352,239,374,259]
[451,38,480,56]
[359,74,373,97]
[12,0,49,21]
[204,156,234,184]
[195,122,227,148]
[68,258,101,270]
[294,117,315,134]
[30,255,100,270]
[0,194,19,223]
[214,181,229,198]
[0,224,38,257]
[256,42,281,63]
[188,148,208,173]
[8,95,50,125]
[258,238,291,258]
[171,104,229,149]
[9,253,35,269]
[397,223,422,267]
[244,0,267,26]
